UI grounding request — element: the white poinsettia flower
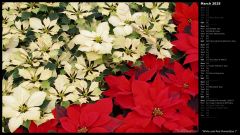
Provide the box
[108,3,134,36]
[23,3,41,13]
[48,75,78,102]
[132,12,165,39]
[164,23,176,33]
[2,9,16,27]
[3,2,28,11]
[29,17,60,35]
[3,2,27,17]
[62,61,83,83]
[28,34,64,61]
[75,56,106,81]
[73,22,113,55]
[148,38,173,59]
[63,2,93,21]
[145,2,170,20]
[10,20,29,40]
[5,48,43,70]
[146,3,175,33]
[18,67,53,88]
[2,48,22,71]
[113,37,146,63]
[49,51,73,69]
[3,48,37,71]
[97,2,118,16]
[2,35,19,70]
[2,86,46,132]
[145,2,169,9]
[74,80,102,104]
[2,75,14,95]
[2,35,19,51]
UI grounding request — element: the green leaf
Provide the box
[32,8,40,14]
[41,80,50,89]
[45,62,57,70]
[130,3,139,10]
[22,120,31,129]
[171,50,185,61]
[49,13,59,20]
[119,64,129,72]
[39,4,48,12]
[60,69,66,75]
[21,12,31,20]
[127,31,141,39]
[95,74,104,82]
[76,18,86,26]
[133,60,143,67]
[60,15,70,24]
[68,26,79,35]
[145,44,152,52]
[40,100,51,109]
[13,78,24,88]
[61,101,70,108]
[48,77,56,87]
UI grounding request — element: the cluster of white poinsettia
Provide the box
[2,2,176,132]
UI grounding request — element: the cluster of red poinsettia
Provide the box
[14,2,198,133]
[173,2,198,74]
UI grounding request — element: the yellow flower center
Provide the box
[124,20,131,24]
[78,127,88,133]
[32,75,38,82]
[143,28,149,34]
[109,5,116,12]
[94,36,103,43]
[125,48,134,55]
[43,28,49,33]
[152,107,163,117]
[19,104,28,113]
[59,92,65,98]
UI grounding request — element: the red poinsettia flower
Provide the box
[125,53,171,81]
[173,2,198,32]
[116,74,195,132]
[166,62,198,99]
[103,75,134,109]
[172,21,198,73]
[29,119,58,133]
[59,98,120,133]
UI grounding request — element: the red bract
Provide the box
[173,2,198,32]
[141,53,165,70]
[59,98,119,133]
[176,103,198,128]
[172,21,198,73]
[103,75,134,109]
[29,119,58,133]
[116,116,160,133]
[166,62,198,99]
[14,127,24,133]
